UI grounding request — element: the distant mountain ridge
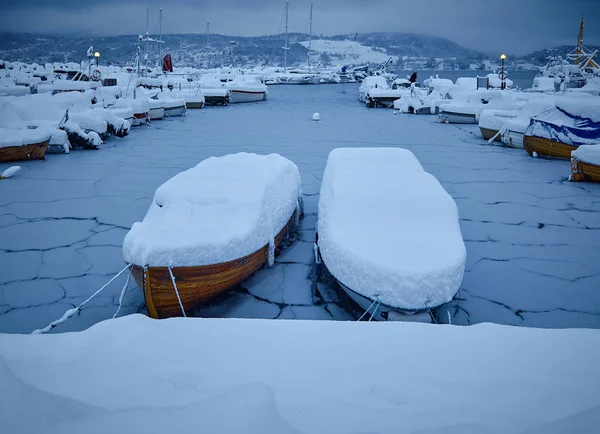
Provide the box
[0,32,585,70]
[0,32,485,68]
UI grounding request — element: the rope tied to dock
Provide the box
[168,267,187,317]
[32,263,133,335]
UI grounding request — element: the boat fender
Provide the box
[1,166,21,179]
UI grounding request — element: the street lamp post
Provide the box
[94,51,100,67]
[500,53,506,90]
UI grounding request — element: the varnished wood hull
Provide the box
[0,140,48,163]
[571,158,600,183]
[132,212,296,319]
[186,101,204,109]
[524,135,577,159]
[480,127,501,142]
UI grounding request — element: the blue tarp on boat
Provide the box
[525,104,600,146]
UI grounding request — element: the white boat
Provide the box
[279,72,321,85]
[358,76,388,103]
[226,76,268,103]
[163,98,187,117]
[316,148,466,322]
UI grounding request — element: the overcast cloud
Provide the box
[1,0,599,55]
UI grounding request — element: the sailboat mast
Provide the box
[284,0,289,69]
[145,1,150,71]
[206,21,210,47]
[158,8,163,69]
[308,3,313,73]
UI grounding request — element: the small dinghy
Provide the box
[571,145,600,183]
[524,99,600,159]
[316,148,466,322]
[123,153,302,319]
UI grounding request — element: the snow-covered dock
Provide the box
[1,84,600,333]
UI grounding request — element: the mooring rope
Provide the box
[112,269,133,319]
[357,296,380,321]
[168,267,187,317]
[368,299,381,322]
[32,263,132,335]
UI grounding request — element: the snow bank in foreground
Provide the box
[572,145,600,165]
[123,153,302,267]
[318,148,465,310]
[1,315,599,434]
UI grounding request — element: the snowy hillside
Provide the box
[300,39,395,64]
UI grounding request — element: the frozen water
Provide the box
[1,84,600,333]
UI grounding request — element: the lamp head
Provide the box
[94,51,101,58]
[500,54,507,60]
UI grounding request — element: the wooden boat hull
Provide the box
[337,281,432,323]
[0,140,48,162]
[571,158,600,183]
[132,212,296,319]
[185,101,204,109]
[524,135,577,159]
[480,127,501,142]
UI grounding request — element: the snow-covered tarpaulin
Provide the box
[317,148,466,310]
[1,315,599,434]
[525,99,600,146]
[123,153,302,267]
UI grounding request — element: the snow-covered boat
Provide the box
[197,76,231,106]
[357,76,388,104]
[0,128,50,162]
[524,99,600,159]
[478,109,519,142]
[226,76,268,103]
[571,145,600,182]
[123,153,302,319]
[184,93,205,109]
[147,99,165,121]
[163,98,187,117]
[316,148,466,322]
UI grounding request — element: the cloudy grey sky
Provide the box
[1,0,599,55]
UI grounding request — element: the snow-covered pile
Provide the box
[1,314,599,434]
[486,73,514,89]
[123,153,302,267]
[532,76,556,92]
[318,148,466,310]
[572,145,600,165]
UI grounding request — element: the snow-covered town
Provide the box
[1,1,600,433]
